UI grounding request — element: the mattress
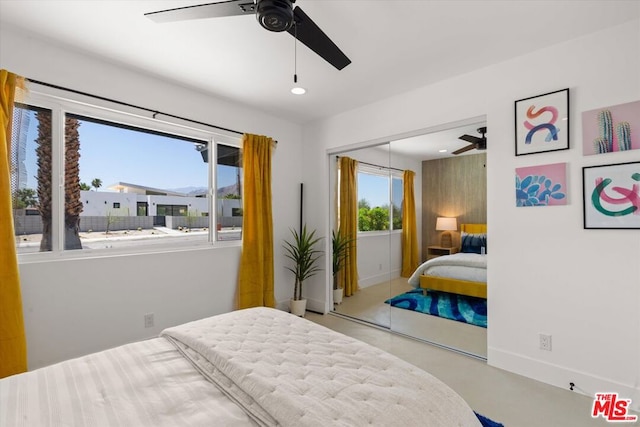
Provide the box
[1,307,482,427]
[0,335,257,427]
[409,253,487,288]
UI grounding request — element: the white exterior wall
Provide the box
[80,191,138,216]
[2,25,303,369]
[302,20,640,408]
[80,191,238,219]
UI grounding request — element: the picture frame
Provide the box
[515,88,569,156]
[582,161,640,229]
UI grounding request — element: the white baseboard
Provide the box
[359,269,402,288]
[276,297,327,315]
[489,346,640,412]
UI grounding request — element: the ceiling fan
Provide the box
[145,0,351,70]
[452,126,487,155]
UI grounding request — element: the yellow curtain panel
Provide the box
[401,170,418,277]
[0,69,28,377]
[338,157,358,297]
[237,134,275,309]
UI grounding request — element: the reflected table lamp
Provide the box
[436,217,457,248]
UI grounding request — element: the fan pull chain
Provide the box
[293,22,298,84]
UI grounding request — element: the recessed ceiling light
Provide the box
[439,149,447,153]
[291,87,306,95]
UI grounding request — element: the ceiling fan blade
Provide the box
[459,134,483,144]
[452,144,476,155]
[145,0,256,23]
[286,6,351,70]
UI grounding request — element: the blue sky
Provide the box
[22,111,238,191]
[358,172,402,208]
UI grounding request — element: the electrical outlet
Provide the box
[539,333,552,351]
[144,313,154,328]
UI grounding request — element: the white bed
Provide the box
[0,307,483,427]
[408,224,488,299]
[408,253,487,286]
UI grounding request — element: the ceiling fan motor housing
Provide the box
[257,0,294,32]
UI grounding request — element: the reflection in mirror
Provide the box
[329,119,488,359]
[331,143,393,329]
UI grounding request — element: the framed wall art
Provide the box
[582,99,640,156]
[515,162,567,207]
[515,88,570,156]
[582,161,640,229]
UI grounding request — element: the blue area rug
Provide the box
[385,288,487,328]
[475,412,504,427]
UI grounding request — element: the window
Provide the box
[11,105,52,253]
[11,93,242,256]
[356,164,403,232]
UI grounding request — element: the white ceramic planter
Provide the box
[333,288,343,305]
[290,298,307,317]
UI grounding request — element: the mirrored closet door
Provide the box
[330,118,488,359]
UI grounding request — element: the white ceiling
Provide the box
[1,0,638,157]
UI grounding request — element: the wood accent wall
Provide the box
[421,153,486,261]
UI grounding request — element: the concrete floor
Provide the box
[306,311,622,427]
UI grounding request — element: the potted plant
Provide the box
[332,228,354,305]
[283,225,323,317]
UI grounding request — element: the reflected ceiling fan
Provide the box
[452,126,487,155]
[145,0,351,70]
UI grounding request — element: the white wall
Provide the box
[302,20,640,408]
[1,25,304,368]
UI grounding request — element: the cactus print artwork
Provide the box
[582,100,639,155]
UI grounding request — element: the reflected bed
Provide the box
[410,224,487,299]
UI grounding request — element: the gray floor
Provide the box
[333,277,487,357]
[306,311,623,427]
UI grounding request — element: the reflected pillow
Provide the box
[461,232,487,254]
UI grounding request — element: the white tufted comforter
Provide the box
[408,253,487,288]
[161,307,482,427]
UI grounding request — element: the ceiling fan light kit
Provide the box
[257,0,294,32]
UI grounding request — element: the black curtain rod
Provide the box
[336,155,404,173]
[26,78,245,136]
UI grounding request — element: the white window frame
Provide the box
[16,87,242,263]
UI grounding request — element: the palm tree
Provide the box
[65,117,83,249]
[36,112,83,250]
[91,178,102,191]
[35,110,52,251]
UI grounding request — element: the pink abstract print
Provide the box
[515,163,567,207]
[524,105,560,144]
[591,174,640,218]
[583,162,640,229]
[515,89,569,156]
